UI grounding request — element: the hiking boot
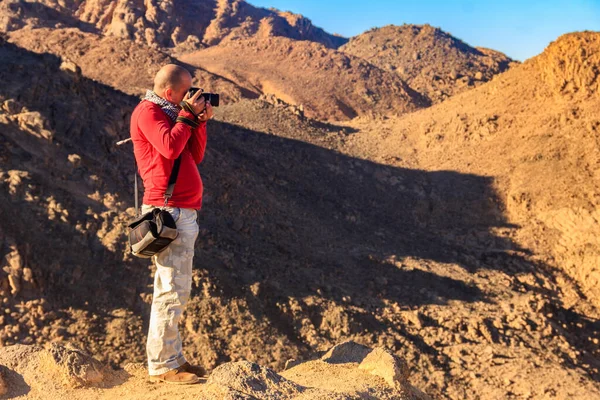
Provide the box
[180,361,206,377]
[149,366,200,385]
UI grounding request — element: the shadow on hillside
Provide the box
[192,119,600,376]
[1,41,598,380]
[0,41,147,307]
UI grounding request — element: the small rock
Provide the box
[358,347,410,388]
[405,311,423,329]
[284,358,301,370]
[249,282,261,297]
[68,154,82,168]
[59,59,82,76]
[22,268,33,283]
[321,340,372,364]
[7,275,19,296]
[2,99,21,115]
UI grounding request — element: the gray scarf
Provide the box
[143,90,179,122]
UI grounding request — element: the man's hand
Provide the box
[198,103,214,122]
[183,90,206,116]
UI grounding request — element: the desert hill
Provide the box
[340,24,515,104]
[2,31,600,399]
[181,36,430,120]
[342,30,600,328]
[0,0,346,52]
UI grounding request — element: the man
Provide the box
[130,64,213,385]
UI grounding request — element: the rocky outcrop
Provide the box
[535,31,600,97]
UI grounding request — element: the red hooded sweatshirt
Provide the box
[130,100,207,209]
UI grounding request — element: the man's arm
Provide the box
[137,105,197,160]
[187,122,208,164]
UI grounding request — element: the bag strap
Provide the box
[163,156,182,206]
[134,166,139,217]
[133,154,182,216]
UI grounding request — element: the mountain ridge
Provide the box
[0,0,347,51]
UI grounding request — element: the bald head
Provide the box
[153,64,192,103]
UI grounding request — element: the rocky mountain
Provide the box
[181,36,430,120]
[340,24,515,103]
[0,0,347,52]
[1,4,517,119]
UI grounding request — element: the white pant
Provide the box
[141,204,199,376]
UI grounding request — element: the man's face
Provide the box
[164,74,192,105]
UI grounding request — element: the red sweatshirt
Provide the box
[130,100,207,209]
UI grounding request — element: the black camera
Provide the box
[187,87,220,107]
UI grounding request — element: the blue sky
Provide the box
[247,0,600,61]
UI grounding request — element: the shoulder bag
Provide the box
[127,156,181,258]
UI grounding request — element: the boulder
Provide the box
[358,347,410,388]
[207,361,304,399]
[40,343,106,388]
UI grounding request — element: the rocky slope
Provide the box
[181,36,429,120]
[0,0,346,52]
[341,31,600,312]
[340,24,515,104]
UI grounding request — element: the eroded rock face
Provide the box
[536,31,600,97]
[41,343,106,388]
